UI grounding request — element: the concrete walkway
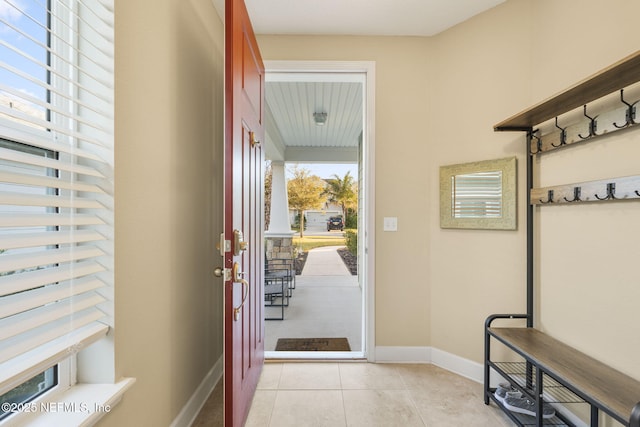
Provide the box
[265,245,361,352]
[301,245,351,276]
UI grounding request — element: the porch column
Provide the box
[265,161,295,270]
[266,161,294,236]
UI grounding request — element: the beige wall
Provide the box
[99,0,225,425]
[427,0,533,363]
[259,0,640,382]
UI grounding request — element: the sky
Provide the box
[0,0,48,112]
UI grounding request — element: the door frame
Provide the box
[263,60,376,362]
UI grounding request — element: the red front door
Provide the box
[224,0,265,425]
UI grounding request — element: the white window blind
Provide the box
[452,171,503,218]
[0,0,114,397]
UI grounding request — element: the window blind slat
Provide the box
[0,170,104,193]
[1,230,105,251]
[0,246,105,275]
[50,1,115,58]
[0,293,106,342]
[0,60,113,119]
[0,80,112,134]
[0,125,107,164]
[0,191,105,209]
[0,276,105,320]
[0,33,113,91]
[0,322,108,396]
[0,308,105,364]
[0,147,106,177]
[0,212,104,227]
[0,104,110,149]
[0,260,106,297]
[0,2,114,75]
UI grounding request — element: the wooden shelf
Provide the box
[494,50,640,132]
[489,327,640,425]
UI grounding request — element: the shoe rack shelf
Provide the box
[485,51,640,427]
[485,315,640,426]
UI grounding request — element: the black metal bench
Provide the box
[485,314,640,427]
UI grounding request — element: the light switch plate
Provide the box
[383,217,398,232]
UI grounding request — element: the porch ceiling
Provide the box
[265,80,362,162]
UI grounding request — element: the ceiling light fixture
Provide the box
[313,112,327,126]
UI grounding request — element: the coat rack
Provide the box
[489,50,640,427]
[530,175,640,205]
[527,86,640,206]
[529,89,638,155]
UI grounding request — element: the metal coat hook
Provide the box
[635,190,640,197]
[614,89,637,128]
[530,130,542,154]
[578,105,597,139]
[539,189,554,204]
[552,117,567,147]
[595,182,621,200]
[563,186,582,202]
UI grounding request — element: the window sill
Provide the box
[8,378,135,427]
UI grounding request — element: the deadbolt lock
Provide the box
[213,267,231,281]
[233,229,248,255]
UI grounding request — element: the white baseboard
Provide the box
[170,356,223,427]
[430,347,484,384]
[374,346,502,385]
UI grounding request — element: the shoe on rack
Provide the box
[494,382,522,404]
[503,396,556,419]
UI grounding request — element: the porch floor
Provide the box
[265,245,362,352]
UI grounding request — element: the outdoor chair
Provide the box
[265,258,296,296]
[264,267,289,320]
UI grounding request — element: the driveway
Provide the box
[303,224,345,237]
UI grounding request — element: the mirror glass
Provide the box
[452,171,502,218]
[440,157,516,230]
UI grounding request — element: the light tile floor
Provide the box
[193,362,515,426]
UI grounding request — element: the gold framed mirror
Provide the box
[440,156,517,230]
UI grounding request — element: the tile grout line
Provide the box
[405,384,429,427]
[338,363,350,427]
[266,363,284,427]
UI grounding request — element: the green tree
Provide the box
[287,167,325,237]
[324,171,357,227]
